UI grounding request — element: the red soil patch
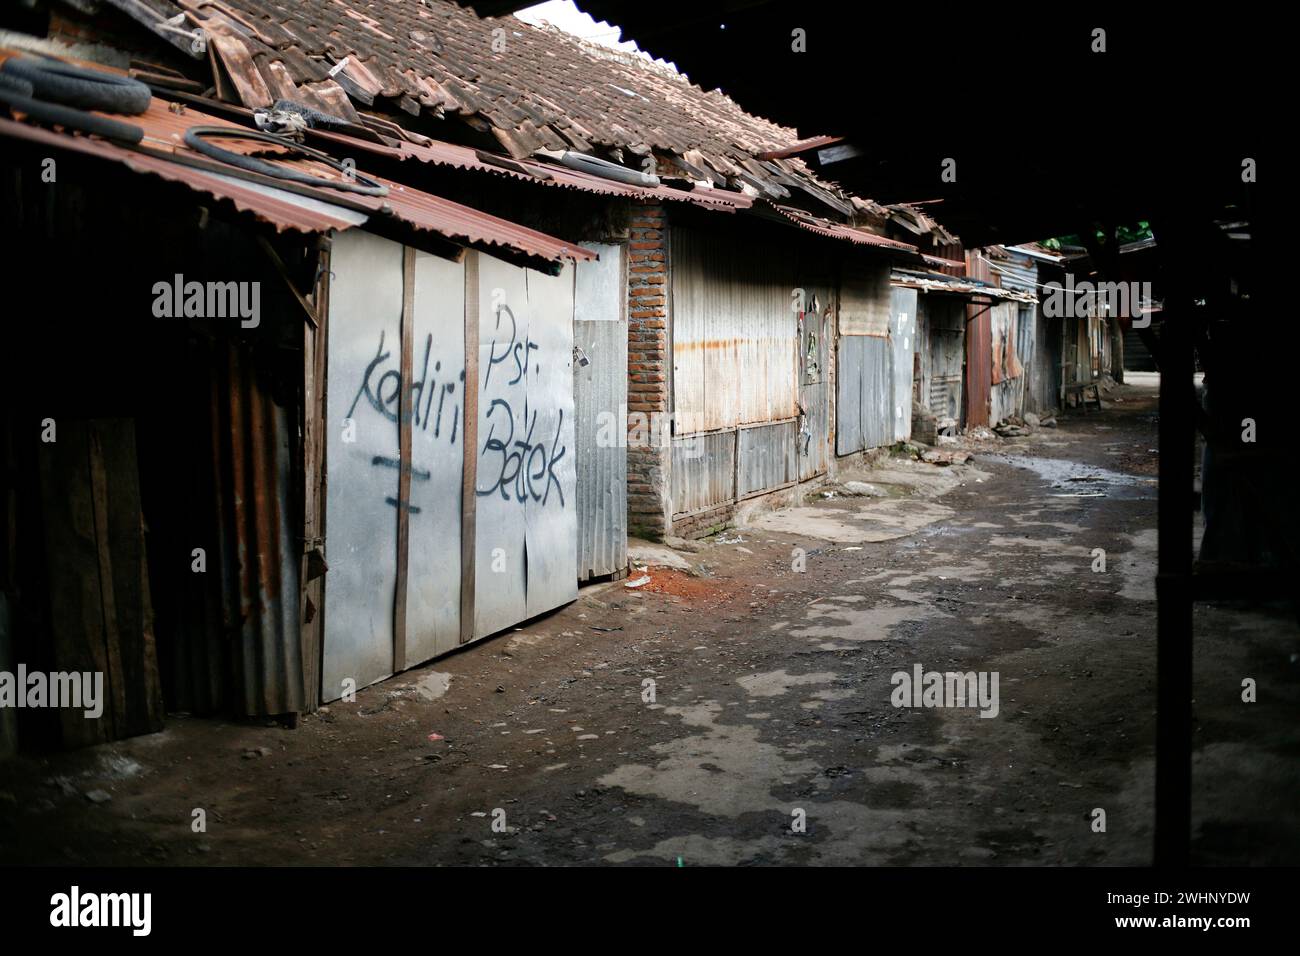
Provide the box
[632,568,733,605]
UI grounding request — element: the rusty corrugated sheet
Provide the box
[306,128,754,211]
[671,432,735,517]
[0,103,595,266]
[737,421,797,497]
[965,253,993,428]
[215,342,304,716]
[765,202,919,252]
[671,226,798,434]
[0,116,359,234]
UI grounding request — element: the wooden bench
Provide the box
[1063,382,1102,411]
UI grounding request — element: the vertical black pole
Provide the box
[1154,241,1195,867]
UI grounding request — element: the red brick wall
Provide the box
[626,201,671,538]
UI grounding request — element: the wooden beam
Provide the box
[392,246,415,672]
[459,253,479,644]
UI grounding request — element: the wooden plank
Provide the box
[92,420,162,736]
[299,243,330,711]
[459,253,479,644]
[392,246,416,672]
[39,422,112,748]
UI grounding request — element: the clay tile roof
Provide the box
[111,0,849,207]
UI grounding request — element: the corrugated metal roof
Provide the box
[891,268,1037,302]
[0,97,594,267]
[764,203,919,253]
[0,115,361,233]
[305,126,754,210]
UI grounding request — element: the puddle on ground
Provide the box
[746,499,956,543]
[791,594,950,641]
[988,454,1155,500]
[737,670,839,698]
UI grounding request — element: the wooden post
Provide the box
[393,246,415,672]
[460,253,479,644]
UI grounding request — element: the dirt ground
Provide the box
[2,381,1297,866]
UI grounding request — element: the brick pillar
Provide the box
[626,202,671,539]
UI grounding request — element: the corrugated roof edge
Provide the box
[0,98,595,270]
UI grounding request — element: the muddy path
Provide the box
[2,384,1296,866]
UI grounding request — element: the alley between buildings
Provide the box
[1,381,1294,866]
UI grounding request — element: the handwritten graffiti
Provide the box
[483,304,538,389]
[341,303,568,513]
[346,330,465,446]
[477,399,566,506]
[477,303,566,508]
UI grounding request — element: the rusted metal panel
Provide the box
[222,344,304,716]
[671,227,798,434]
[738,421,797,497]
[986,249,1038,294]
[990,301,1031,422]
[671,431,735,516]
[797,286,833,479]
[765,203,917,252]
[0,108,595,269]
[965,254,994,427]
[574,243,628,581]
[1029,309,1062,414]
[799,382,830,479]
[317,130,754,211]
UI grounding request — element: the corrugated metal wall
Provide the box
[671,228,798,433]
[890,287,917,442]
[919,295,965,422]
[671,430,735,514]
[573,242,628,581]
[835,260,895,456]
[218,343,304,717]
[965,257,993,428]
[797,286,833,480]
[1028,311,1061,414]
[669,226,812,517]
[991,252,1037,294]
[738,421,797,496]
[836,334,893,453]
[990,302,1024,423]
[323,232,579,702]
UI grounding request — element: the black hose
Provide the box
[182,126,389,197]
[0,56,151,115]
[0,86,144,144]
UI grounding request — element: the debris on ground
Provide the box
[922,449,973,466]
[624,575,651,588]
[627,539,693,570]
